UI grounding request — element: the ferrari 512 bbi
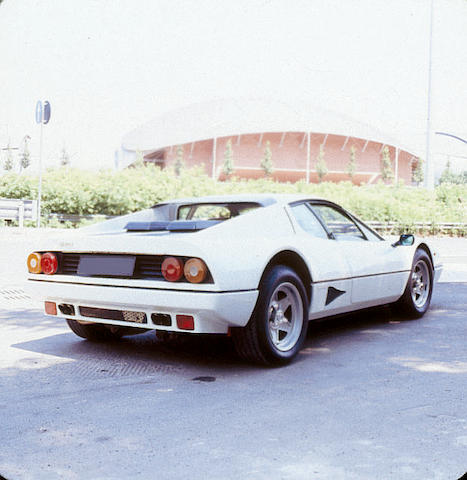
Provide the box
[26,194,442,365]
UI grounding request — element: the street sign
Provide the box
[43,101,51,124]
[35,101,42,124]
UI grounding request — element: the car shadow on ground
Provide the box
[4,283,464,376]
[5,305,405,374]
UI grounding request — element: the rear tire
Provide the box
[232,265,309,366]
[393,249,433,318]
[66,319,125,341]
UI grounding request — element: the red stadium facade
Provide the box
[121,99,421,185]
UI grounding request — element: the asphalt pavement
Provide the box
[0,228,466,480]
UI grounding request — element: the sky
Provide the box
[0,0,466,173]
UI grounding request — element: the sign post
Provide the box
[35,100,51,228]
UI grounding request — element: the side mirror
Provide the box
[392,234,415,248]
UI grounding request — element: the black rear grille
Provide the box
[79,306,147,324]
[134,256,164,279]
[58,253,164,280]
[60,254,80,274]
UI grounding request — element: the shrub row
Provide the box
[0,167,465,232]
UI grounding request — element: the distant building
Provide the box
[121,98,421,185]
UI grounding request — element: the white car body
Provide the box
[27,194,442,337]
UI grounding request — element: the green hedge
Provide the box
[1,166,466,229]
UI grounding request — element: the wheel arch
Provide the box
[259,250,312,304]
[417,242,434,269]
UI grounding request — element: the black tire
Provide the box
[232,265,309,366]
[66,319,125,341]
[393,249,434,319]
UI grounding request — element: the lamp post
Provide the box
[424,0,435,190]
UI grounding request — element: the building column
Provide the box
[211,137,217,179]
[395,147,399,183]
[306,132,310,183]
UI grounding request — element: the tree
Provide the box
[3,142,14,171]
[439,158,467,184]
[59,147,70,167]
[347,145,357,181]
[19,136,31,172]
[261,140,273,177]
[412,158,424,186]
[316,144,327,182]
[174,145,184,176]
[380,145,394,182]
[223,139,234,179]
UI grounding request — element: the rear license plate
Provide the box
[77,255,136,277]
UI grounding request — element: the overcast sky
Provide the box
[1,0,466,171]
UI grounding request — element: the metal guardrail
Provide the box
[2,208,465,235]
[46,213,116,224]
[46,215,467,234]
[366,221,467,235]
[0,199,37,227]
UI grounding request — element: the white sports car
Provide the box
[26,194,442,365]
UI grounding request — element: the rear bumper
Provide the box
[27,279,258,334]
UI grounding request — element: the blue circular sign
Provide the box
[35,101,42,124]
[43,101,51,124]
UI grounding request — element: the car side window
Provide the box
[311,204,366,241]
[290,203,328,239]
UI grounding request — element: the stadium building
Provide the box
[120,98,421,184]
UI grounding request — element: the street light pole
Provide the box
[424,0,435,189]
[37,120,43,228]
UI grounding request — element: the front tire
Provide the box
[232,265,309,365]
[393,249,434,318]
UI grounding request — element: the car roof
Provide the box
[156,193,325,208]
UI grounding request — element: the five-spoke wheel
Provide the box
[232,265,308,365]
[394,249,434,318]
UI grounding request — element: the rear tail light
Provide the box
[45,301,57,315]
[41,252,58,275]
[184,258,207,284]
[176,314,194,330]
[27,252,42,274]
[161,257,184,282]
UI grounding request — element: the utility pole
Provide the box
[424,0,435,189]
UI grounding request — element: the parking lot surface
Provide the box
[0,228,466,480]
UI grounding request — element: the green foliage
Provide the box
[174,145,184,177]
[412,158,424,185]
[380,145,394,182]
[347,145,357,181]
[0,167,465,234]
[438,159,467,185]
[316,144,327,183]
[223,139,234,179]
[261,140,273,177]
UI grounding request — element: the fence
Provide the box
[0,199,37,227]
[44,215,467,236]
[1,208,465,236]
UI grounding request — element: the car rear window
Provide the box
[177,202,261,221]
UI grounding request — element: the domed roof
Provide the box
[122,97,419,156]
